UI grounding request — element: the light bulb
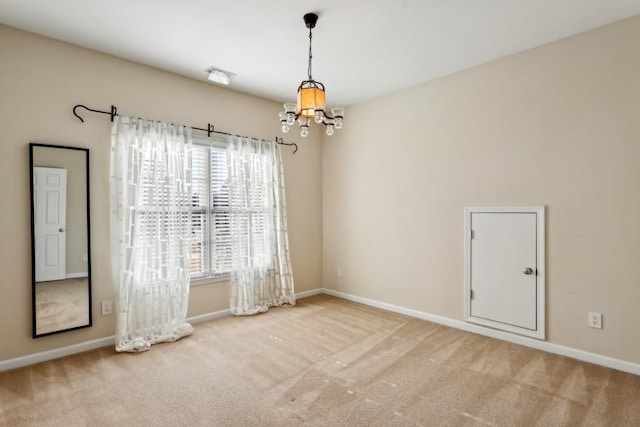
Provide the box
[331,107,345,118]
[279,112,289,133]
[314,110,324,124]
[300,127,309,138]
[286,113,295,126]
[325,125,334,136]
[334,117,343,129]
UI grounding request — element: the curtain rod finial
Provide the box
[72,104,87,122]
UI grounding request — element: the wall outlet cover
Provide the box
[588,312,602,329]
[101,300,113,316]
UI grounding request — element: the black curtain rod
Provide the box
[72,104,298,154]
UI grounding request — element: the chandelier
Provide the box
[279,13,345,138]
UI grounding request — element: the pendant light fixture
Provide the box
[279,13,345,138]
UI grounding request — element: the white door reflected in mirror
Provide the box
[33,167,67,282]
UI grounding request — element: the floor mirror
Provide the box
[29,143,92,337]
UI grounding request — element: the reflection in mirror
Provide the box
[29,143,92,337]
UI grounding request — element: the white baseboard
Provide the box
[322,288,640,376]
[0,336,116,373]
[0,287,324,372]
[187,308,230,325]
[65,272,89,279]
[295,288,325,299]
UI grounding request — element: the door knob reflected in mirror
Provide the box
[523,267,534,275]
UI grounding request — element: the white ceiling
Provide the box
[2,1,640,107]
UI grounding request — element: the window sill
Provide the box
[190,274,231,287]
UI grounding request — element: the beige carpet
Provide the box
[35,278,90,335]
[1,294,639,426]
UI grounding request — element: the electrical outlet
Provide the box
[101,300,113,316]
[588,312,602,329]
[337,268,343,279]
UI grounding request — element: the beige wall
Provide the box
[323,16,640,364]
[0,25,322,361]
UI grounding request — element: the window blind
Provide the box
[190,138,231,278]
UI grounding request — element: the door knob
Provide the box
[523,267,534,275]
[59,228,65,232]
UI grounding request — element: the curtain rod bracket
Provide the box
[73,104,118,123]
[275,136,298,154]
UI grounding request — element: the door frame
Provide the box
[464,206,546,340]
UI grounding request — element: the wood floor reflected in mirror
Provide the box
[35,278,89,335]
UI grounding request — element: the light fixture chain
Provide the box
[307,27,313,80]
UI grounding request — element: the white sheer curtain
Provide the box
[227,136,295,315]
[110,116,194,352]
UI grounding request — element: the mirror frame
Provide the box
[29,143,92,338]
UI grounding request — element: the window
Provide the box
[190,136,273,279]
[133,135,274,281]
[190,137,231,278]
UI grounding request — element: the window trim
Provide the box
[190,273,230,286]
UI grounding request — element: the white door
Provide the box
[464,207,545,339]
[34,167,67,282]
